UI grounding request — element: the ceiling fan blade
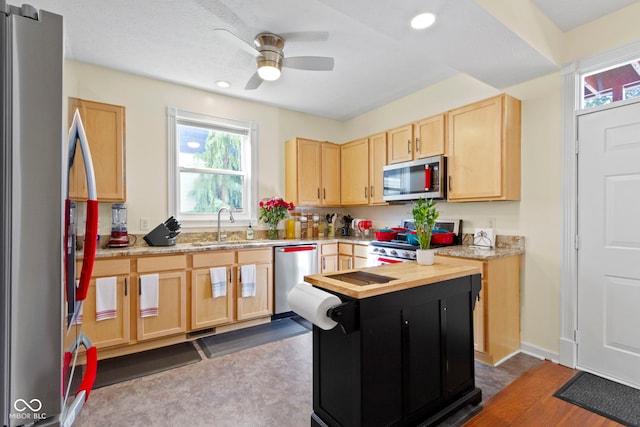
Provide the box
[213,28,260,57]
[283,56,334,71]
[244,72,263,90]
[279,31,329,43]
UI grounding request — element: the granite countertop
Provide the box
[91,236,374,259]
[434,245,524,260]
[304,261,482,299]
[89,233,524,261]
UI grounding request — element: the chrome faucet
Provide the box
[217,206,235,242]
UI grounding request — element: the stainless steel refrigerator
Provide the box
[1,2,64,425]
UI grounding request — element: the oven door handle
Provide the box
[378,257,404,264]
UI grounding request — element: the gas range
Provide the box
[368,219,462,265]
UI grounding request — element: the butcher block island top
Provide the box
[304,261,482,299]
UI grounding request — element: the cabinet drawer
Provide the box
[77,258,129,277]
[321,243,338,255]
[354,244,369,258]
[338,242,353,256]
[237,248,272,264]
[136,255,187,273]
[192,251,235,268]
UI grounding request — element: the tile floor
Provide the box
[73,332,542,427]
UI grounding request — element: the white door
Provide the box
[577,100,640,388]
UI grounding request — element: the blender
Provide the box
[108,203,129,247]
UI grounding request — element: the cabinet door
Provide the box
[297,139,322,205]
[237,262,273,320]
[68,97,125,202]
[321,255,338,273]
[369,132,387,205]
[474,279,487,353]
[338,255,353,271]
[447,95,521,201]
[341,138,369,205]
[321,142,341,206]
[64,275,130,350]
[387,124,413,164]
[414,114,445,159]
[65,258,131,350]
[191,267,234,329]
[136,271,187,341]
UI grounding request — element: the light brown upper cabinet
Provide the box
[340,132,387,206]
[446,94,521,202]
[340,138,369,205]
[387,114,446,164]
[414,114,446,159]
[68,97,126,202]
[387,124,413,164]
[368,132,387,205]
[285,138,340,207]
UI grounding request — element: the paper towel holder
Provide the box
[327,301,357,334]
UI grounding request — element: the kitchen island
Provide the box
[303,262,483,427]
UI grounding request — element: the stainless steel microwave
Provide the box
[383,155,446,202]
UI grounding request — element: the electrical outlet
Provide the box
[140,217,149,231]
[488,217,496,229]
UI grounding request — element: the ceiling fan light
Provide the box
[411,12,436,30]
[258,65,281,81]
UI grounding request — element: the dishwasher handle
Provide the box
[277,245,317,252]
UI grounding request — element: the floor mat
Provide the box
[197,317,310,358]
[554,371,640,426]
[86,342,202,389]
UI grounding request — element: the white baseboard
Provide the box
[520,341,559,363]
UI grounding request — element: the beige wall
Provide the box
[64,61,344,235]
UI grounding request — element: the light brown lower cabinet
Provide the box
[353,244,369,268]
[134,255,187,341]
[64,258,131,351]
[190,248,273,330]
[320,242,339,273]
[338,242,353,270]
[191,251,235,330]
[435,254,521,366]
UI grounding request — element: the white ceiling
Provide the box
[24,0,640,120]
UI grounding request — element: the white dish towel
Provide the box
[140,273,159,318]
[209,267,227,298]
[95,276,117,321]
[240,264,256,298]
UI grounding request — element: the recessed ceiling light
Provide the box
[411,13,436,30]
[216,80,231,88]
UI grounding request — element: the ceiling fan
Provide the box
[214,29,335,90]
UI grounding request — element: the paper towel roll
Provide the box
[288,283,341,330]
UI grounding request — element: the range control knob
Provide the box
[379,248,386,255]
[408,252,417,260]
[390,250,398,257]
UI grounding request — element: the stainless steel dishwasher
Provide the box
[274,244,318,316]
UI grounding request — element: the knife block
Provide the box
[143,223,177,246]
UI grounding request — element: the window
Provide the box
[168,108,257,227]
[581,58,640,109]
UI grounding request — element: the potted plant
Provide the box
[411,197,439,265]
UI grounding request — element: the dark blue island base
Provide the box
[310,273,482,427]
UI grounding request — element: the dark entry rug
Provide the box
[554,371,640,426]
[197,317,310,358]
[85,342,201,389]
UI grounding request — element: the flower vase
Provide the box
[267,227,279,240]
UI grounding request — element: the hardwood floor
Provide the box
[464,361,624,426]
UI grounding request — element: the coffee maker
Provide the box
[108,203,129,248]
